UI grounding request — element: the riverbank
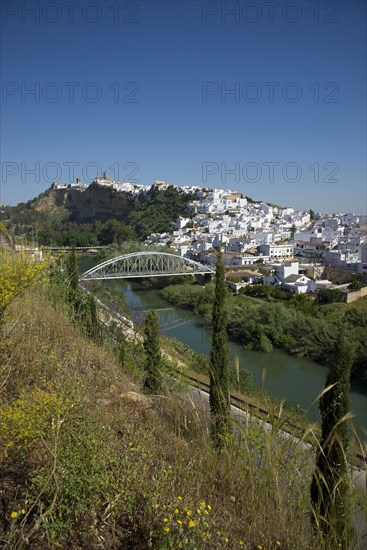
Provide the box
[160,280,367,387]
[85,278,367,458]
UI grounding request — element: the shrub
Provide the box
[348,279,363,291]
[317,288,343,305]
[0,389,68,456]
[0,253,49,316]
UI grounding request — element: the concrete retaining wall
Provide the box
[343,286,367,303]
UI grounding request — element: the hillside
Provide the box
[0,184,195,245]
[1,252,366,549]
[0,280,312,549]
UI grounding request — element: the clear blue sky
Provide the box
[1,0,366,213]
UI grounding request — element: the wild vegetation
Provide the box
[0,250,49,318]
[0,252,366,549]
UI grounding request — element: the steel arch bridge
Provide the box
[81,252,214,280]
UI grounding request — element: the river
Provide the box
[79,257,367,441]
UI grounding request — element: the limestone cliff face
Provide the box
[32,184,134,222]
[32,189,68,215]
[68,184,133,222]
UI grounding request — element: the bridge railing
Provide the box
[81,251,214,280]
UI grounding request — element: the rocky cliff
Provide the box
[32,183,135,223]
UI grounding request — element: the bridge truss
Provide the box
[81,252,214,280]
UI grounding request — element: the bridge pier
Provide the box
[203,272,213,283]
[195,273,213,285]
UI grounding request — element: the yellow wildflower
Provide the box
[207,504,212,510]
[199,500,206,507]
[188,519,195,528]
[163,518,169,523]
[177,520,182,525]
[163,526,170,533]
[177,496,182,501]
[10,511,18,519]
[174,508,179,514]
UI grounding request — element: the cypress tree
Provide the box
[310,327,354,544]
[143,309,162,394]
[67,246,79,293]
[82,294,98,339]
[120,334,126,368]
[209,248,231,446]
[89,294,98,338]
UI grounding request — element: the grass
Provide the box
[322,295,367,315]
[0,284,366,549]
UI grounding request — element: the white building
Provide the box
[282,274,310,294]
[260,243,294,259]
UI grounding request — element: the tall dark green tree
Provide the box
[65,248,97,339]
[67,246,79,292]
[209,248,231,446]
[143,309,162,394]
[81,294,98,339]
[119,334,127,368]
[310,327,354,545]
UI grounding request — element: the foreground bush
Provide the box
[0,251,49,317]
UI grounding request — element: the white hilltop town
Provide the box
[51,173,367,301]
